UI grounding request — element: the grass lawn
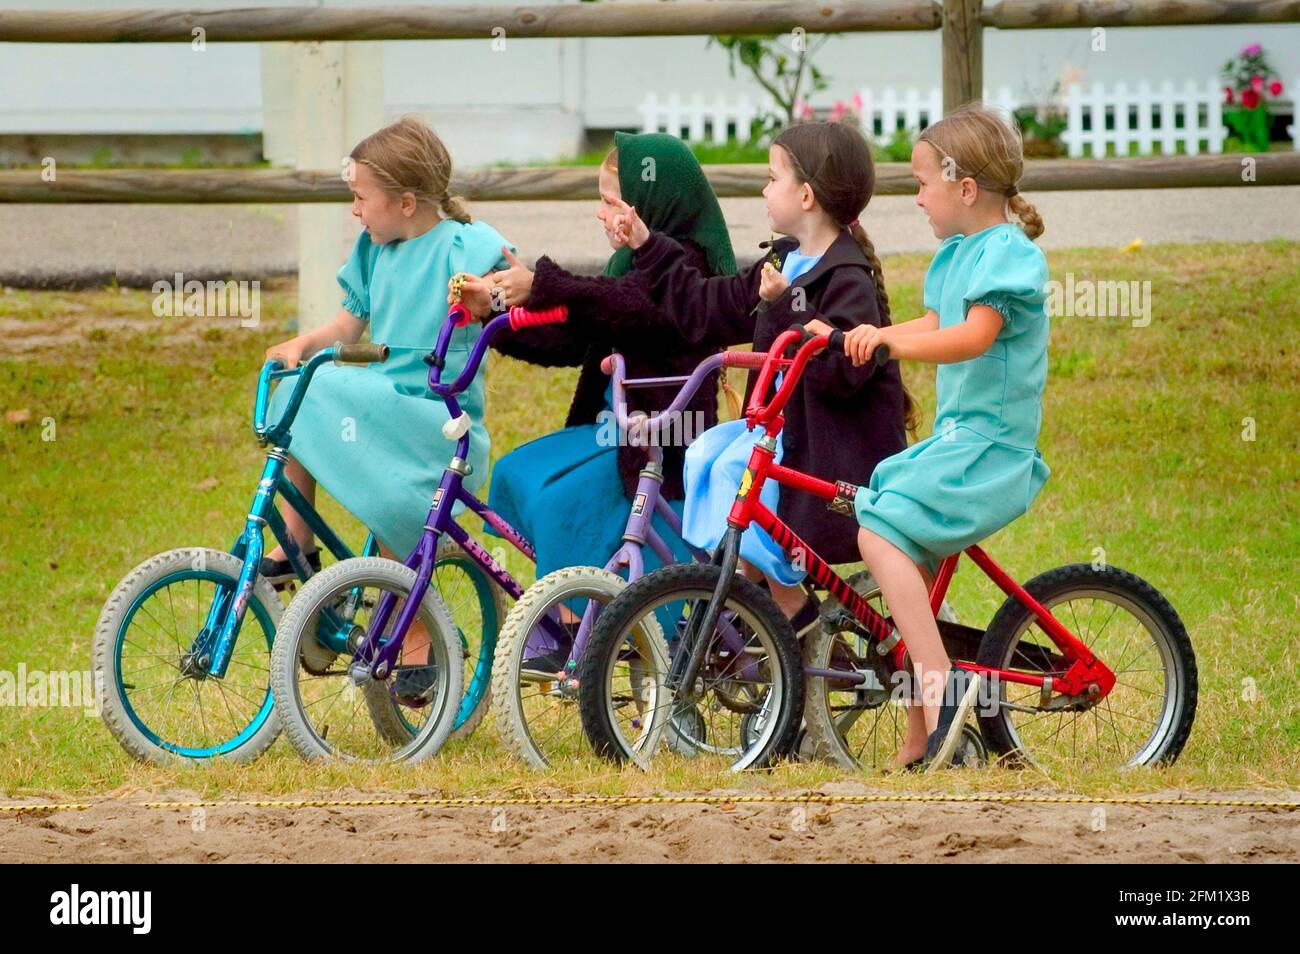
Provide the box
[1,240,1297,800]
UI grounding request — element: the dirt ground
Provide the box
[3,787,1297,863]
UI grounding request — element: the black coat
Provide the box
[491,240,721,501]
[631,228,909,565]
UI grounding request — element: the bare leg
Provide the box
[857,528,950,763]
[267,455,318,561]
[738,557,808,618]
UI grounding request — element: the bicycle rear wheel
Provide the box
[976,563,1197,773]
[433,539,509,739]
[578,563,803,772]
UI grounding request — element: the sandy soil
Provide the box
[3,787,1297,863]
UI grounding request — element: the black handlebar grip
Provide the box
[335,342,391,364]
[874,343,891,366]
[827,329,845,353]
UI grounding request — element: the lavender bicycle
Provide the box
[488,348,733,768]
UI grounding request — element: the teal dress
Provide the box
[853,224,1051,573]
[488,377,692,580]
[268,218,513,556]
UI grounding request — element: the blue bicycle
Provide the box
[92,341,504,763]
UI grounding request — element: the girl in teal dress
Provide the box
[262,116,513,573]
[842,106,1051,771]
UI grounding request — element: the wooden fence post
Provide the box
[942,0,983,115]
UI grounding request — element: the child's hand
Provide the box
[760,262,789,303]
[803,318,834,337]
[489,247,534,308]
[454,273,498,320]
[265,338,305,370]
[609,198,649,250]
[843,324,892,366]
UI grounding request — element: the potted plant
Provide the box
[1221,43,1284,152]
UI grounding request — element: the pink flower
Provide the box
[1224,86,1235,104]
[829,101,846,122]
[1269,80,1284,96]
[1241,88,1260,109]
[1251,75,1264,92]
[1242,43,1262,56]
[850,92,863,110]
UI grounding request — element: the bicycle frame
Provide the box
[194,350,378,679]
[354,305,569,678]
[675,328,1118,710]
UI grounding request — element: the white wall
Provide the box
[2,0,1296,162]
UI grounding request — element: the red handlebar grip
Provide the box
[722,350,768,369]
[509,304,569,330]
[448,302,474,327]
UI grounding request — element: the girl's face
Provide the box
[762,144,813,235]
[912,140,975,240]
[348,161,416,244]
[595,164,623,250]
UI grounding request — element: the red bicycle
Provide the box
[578,326,1198,772]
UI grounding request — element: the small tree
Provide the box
[709,30,833,142]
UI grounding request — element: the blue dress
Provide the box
[853,224,1051,574]
[679,249,824,585]
[487,377,693,580]
[267,218,513,557]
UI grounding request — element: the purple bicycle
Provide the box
[268,302,571,762]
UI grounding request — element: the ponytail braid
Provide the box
[850,221,921,438]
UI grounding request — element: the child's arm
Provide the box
[456,270,588,368]
[845,305,1002,366]
[889,310,940,335]
[266,308,367,368]
[614,201,761,348]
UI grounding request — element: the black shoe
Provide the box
[391,662,439,708]
[258,549,321,588]
[923,668,982,772]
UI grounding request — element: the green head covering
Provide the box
[602,131,738,279]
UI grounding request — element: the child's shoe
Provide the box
[258,548,321,589]
[391,662,439,708]
[923,667,982,773]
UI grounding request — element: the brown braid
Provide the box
[851,221,920,437]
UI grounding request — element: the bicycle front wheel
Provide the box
[92,547,281,764]
[578,563,803,772]
[270,557,463,763]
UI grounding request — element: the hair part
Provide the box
[773,120,920,436]
[349,114,471,223]
[917,103,1044,240]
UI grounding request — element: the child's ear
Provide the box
[960,177,979,207]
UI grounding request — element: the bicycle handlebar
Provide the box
[254,341,390,444]
[743,324,891,425]
[601,350,727,437]
[333,341,391,365]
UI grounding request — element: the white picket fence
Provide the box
[1061,80,1225,157]
[640,79,1298,156]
